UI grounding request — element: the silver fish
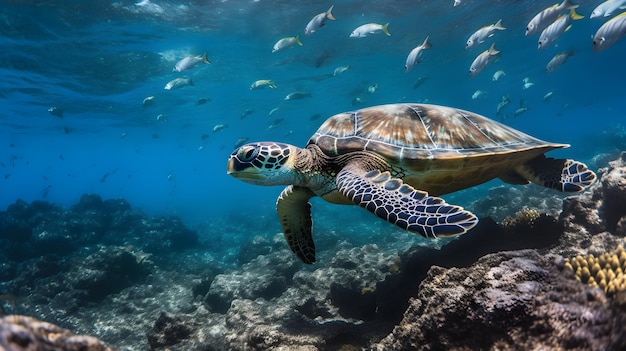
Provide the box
[526,0,578,37]
[405,36,432,72]
[350,23,390,38]
[305,5,335,36]
[537,9,584,50]
[333,65,350,76]
[272,35,302,53]
[466,19,505,49]
[173,53,210,72]
[492,70,506,81]
[496,95,510,115]
[164,77,193,90]
[591,0,626,19]
[284,92,311,100]
[546,50,575,72]
[469,43,499,78]
[593,11,626,52]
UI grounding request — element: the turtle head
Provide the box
[227,142,298,185]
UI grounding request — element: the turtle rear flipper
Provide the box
[276,185,317,264]
[336,165,478,238]
[514,156,597,192]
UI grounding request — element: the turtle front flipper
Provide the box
[514,156,597,192]
[276,185,317,264]
[336,166,478,238]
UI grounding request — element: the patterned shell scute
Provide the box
[308,104,560,165]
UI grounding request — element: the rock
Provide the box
[0,315,114,351]
[371,250,626,351]
[147,312,192,349]
[557,151,626,257]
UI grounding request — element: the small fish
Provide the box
[156,114,167,121]
[167,173,173,181]
[537,9,584,50]
[196,97,211,105]
[234,137,249,148]
[213,124,228,133]
[523,82,534,90]
[333,65,350,76]
[198,146,204,152]
[142,96,155,107]
[240,109,254,119]
[120,132,128,139]
[350,23,390,38]
[405,36,432,72]
[48,106,63,118]
[250,80,277,90]
[543,91,554,102]
[164,77,193,90]
[546,50,575,72]
[526,0,578,37]
[272,35,303,53]
[413,76,429,89]
[514,107,529,117]
[472,90,486,99]
[173,53,210,72]
[269,107,280,116]
[309,113,322,121]
[492,70,506,81]
[454,0,461,7]
[514,100,529,117]
[367,83,379,93]
[305,5,336,36]
[593,11,626,52]
[352,97,366,106]
[469,43,500,78]
[591,0,626,19]
[100,172,110,183]
[267,118,285,130]
[284,92,311,100]
[496,95,510,115]
[466,19,506,49]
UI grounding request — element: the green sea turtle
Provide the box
[227,103,596,264]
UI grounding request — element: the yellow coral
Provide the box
[565,245,626,296]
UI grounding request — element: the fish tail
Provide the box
[494,19,506,30]
[570,8,584,20]
[295,34,303,46]
[201,52,211,64]
[326,5,336,20]
[381,23,391,36]
[422,36,432,49]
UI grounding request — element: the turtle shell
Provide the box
[307,103,568,195]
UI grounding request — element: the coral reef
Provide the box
[0,315,114,351]
[370,250,626,351]
[565,244,626,296]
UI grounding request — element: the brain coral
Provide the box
[564,245,626,296]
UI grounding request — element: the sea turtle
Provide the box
[227,103,596,264]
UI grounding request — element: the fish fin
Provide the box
[326,5,336,20]
[562,0,579,10]
[381,23,391,36]
[570,8,584,20]
[488,42,500,55]
[422,36,432,49]
[494,19,506,30]
[295,34,303,46]
[201,52,211,65]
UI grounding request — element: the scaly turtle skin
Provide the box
[227,103,597,264]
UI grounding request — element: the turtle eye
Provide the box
[238,145,258,162]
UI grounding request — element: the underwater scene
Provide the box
[1,0,626,350]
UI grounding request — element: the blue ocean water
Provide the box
[1,0,625,230]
